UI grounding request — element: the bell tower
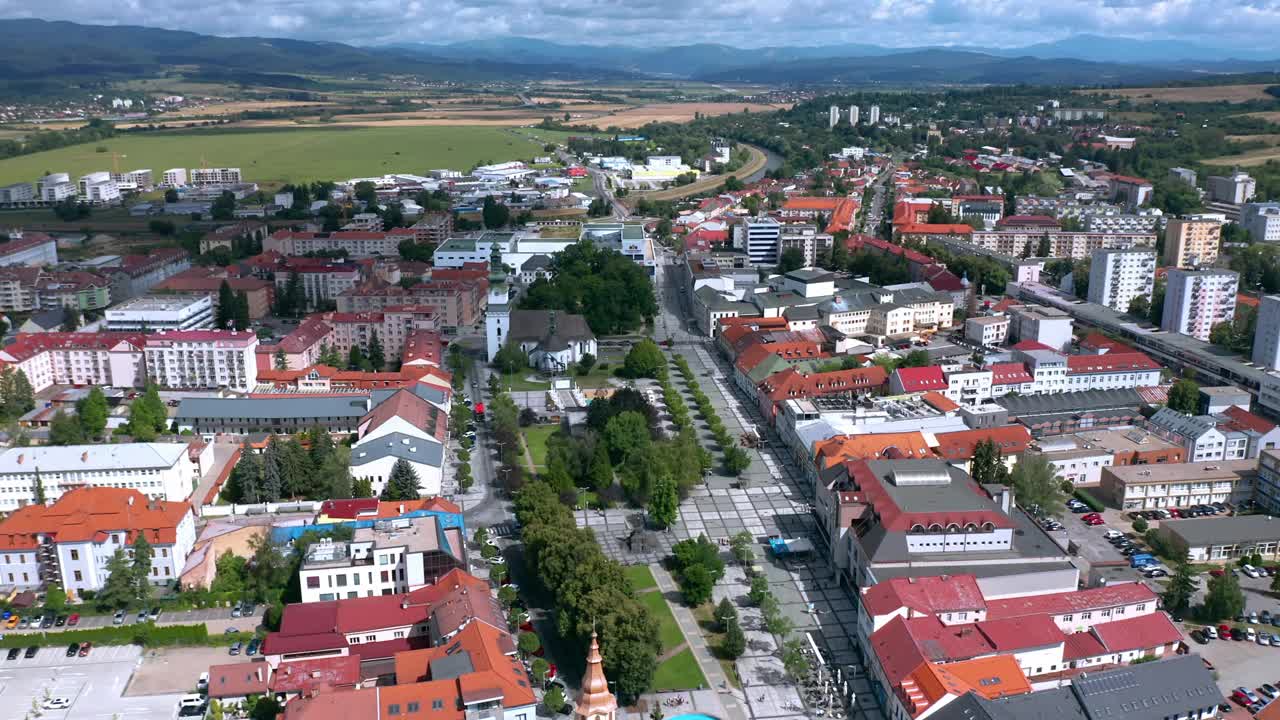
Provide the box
[573,632,618,720]
[485,243,510,362]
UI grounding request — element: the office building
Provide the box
[1158,513,1280,564]
[1168,167,1197,188]
[1161,268,1238,342]
[1207,171,1256,204]
[37,173,76,202]
[1007,305,1073,351]
[299,516,466,603]
[161,168,187,187]
[189,168,242,186]
[1240,202,1280,243]
[105,294,215,332]
[0,182,34,204]
[964,315,1010,346]
[77,172,120,204]
[736,216,783,265]
[0,443,203,510]
[143,330,258,392]
[0,487,195,593]
[1026,427,1183,488]
[1087,248,1155,312]
[1100,459,1256,511]
[1163,218,1222,268]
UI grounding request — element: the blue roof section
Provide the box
[270,507,465,545]
[351,432,445,468]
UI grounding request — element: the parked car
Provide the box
[136,610,148,623]
[54,615,66,627]
[65,642,78,657]
[231,601,242,618]
[78,642,91,657]
[1205,626,1220,640]
[197,672,209,693]
[23,645,37,658]
[1143,566,1169,578]
[5,615,18,630]
[112,610,125,625]
[1232,628,1247,641]
[1244,564,1262,579]
[149,607,161,621]
[40,698,71,711]
[1259,632,1272,646]
[1252,612,1261,624]
[40,614,54,629]
[1262,610,1273,625]
[229,641,242,656]
[1235,688,1259,706]
[1192,629,1209,644]
[1085,516,1105,526]
[1261,684,1280,701]
[1103,529,1124,539]
[67,613,79,626]
[246,638,260,656]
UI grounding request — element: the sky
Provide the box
[0,0,1277,50]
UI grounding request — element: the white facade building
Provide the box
[1207,172,1256,204]
[37,173,76,202]
[1255,295,1280,371]
[0,488,196,594]
[868,105,881,125]
[298,517,464,603]
[105,294,214,332]
[143,330,258,392]
[189,168,242,186]
[1087,247,1156,312]
[1008,305,1074,350]
[1161,268,1239,342]
[1241,202,1280,243]
[965,315,1010,346]
[77,172,120,204]
[848,105,860,126]
[162,168,188,187]
[0,444,202,511]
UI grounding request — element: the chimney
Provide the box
[399,503,405,514]
[81,452,88,462]
[128,495,134,506]
[16,454,22,465]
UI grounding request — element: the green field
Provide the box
[623,565,658,592]
[0,126,553,186]
[522,424,558,470]
[651,648,708,692]
[638,589,685,653]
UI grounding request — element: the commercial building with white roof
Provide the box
[105,294,215,332]
[0,443,202,511]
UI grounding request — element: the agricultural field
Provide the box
[1078,83,1279,104]
[583,102,792,129]
[157,100,337,118]
[0,125,553,186]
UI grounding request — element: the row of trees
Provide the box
[673,354,752,477]
[515,480,659,704]
[215,281,252,331]
[221,430,357,503]
[0,367,35,422]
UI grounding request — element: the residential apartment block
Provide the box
[1100,459,1256,510]
[0,488,195,594]
[1161,268,1238,342]
[1086,248,1155,312]
[143,330,259,392]
[1163,218,1222,268]
[265,229,413,258]
[299,516,466,603]
[189,168,242,186]
[1207,171,1256,204]
[1253,294,1280,371]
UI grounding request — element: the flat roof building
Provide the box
[1158,514,1280,563]
[1100,459,1257,511]
[104,294,214,332]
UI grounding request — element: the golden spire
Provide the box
[574,631,618,720]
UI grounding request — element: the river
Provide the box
[745,145,784,184]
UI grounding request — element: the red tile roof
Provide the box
[977,615,1064,651]
[814,432,934,466]
[359,388,448,443]
[1062,630,1108,661]
[144,330,256,345]
[844,460,1012,533]
[393,622,534,708]
[1220,405,1276,434]
[783,196,842,211]
[0,487,190,551]
[988,362,1033,385]
[1065,352,1160,375]
[920,391,959,413]
[861,574,985,617]
[1090,612,1181,653]
[933,427,1031,460]
[892,366,947,392]
[269,655,361,695]
[983,582,1156,620]
[897,223,973,236]
[206,662,270,699]
[1078,332,1134,353]
[759,366,888,403]
[1011,340,1053,352]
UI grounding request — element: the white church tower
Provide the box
[485,244,510,362]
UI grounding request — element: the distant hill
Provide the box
[694,50,1203,86]
[0,19,622,97]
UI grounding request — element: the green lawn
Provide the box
[623,565,658,592]
[522,424,558,469]
[498,372,551,392]
[651,648,708,692]
[637,589,684,653]
[0,126,550,186]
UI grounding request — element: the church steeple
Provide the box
[488,243,507,286]
[573,632,618,720]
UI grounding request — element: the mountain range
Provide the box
[1,19,1278,95]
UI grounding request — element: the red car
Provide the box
[1169,508,1183,518]
[1220,624,1233,638]
[1085,517,1105,526]
[77,642,91,657]
[1210,569,1226,578]
[1081,513,1102,522]
[66,614,79,626]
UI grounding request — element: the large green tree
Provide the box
[1162,559,1196,615]
[1008,453,1066,518]
[48,410,85,446]
[76,387,109,440]
[1204,569,1246,621]
[381,458,421,501]
[1167,378,1200,415]
[96,549,137,610]
[131,532,154,604]
[604,411,651,464]
[647,473,678,530]
[519,240,658,335]
[623,339,665,379]
[969,439,1006,485]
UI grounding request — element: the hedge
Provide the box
[0,622,255,649]
[1074,490,1104,513]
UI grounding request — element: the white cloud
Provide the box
[0,0,1279,51]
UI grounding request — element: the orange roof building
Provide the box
[0,487,194,598]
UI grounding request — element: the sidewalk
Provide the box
[651,565,750,720]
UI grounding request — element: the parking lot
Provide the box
[0,644,183,720]
[3,606,263,635]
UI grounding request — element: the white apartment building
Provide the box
[1102,460,1256,511]
[77,172,121,205]
[161,168,188,187]
[1255,295,1280,371]
[1241,202,1280,243]
[0,182,33,204]
[1207,171,1256,204]
[867,304,914,337]
[1087,248,1156,312]
[189,168,242,186]
[1147,408,1237,462]
[1161,268,1239,342]
[848,105,860,126]
[299,517,465,603]
[0,487,196,593]
[1082,213,1161,234]
[0,332,145,394]
[37,173,76,202]
[778,225,834,268]
[105,294,215,332]
[265,230,408,258]
[274,265,362,308]
[965,315,1010,346]
[1008,305,1073,350]
[868,105,881,124]
[143,330,258,392]
[0,443,202,511]
[737,216,782,265]
[111,169,153,192]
